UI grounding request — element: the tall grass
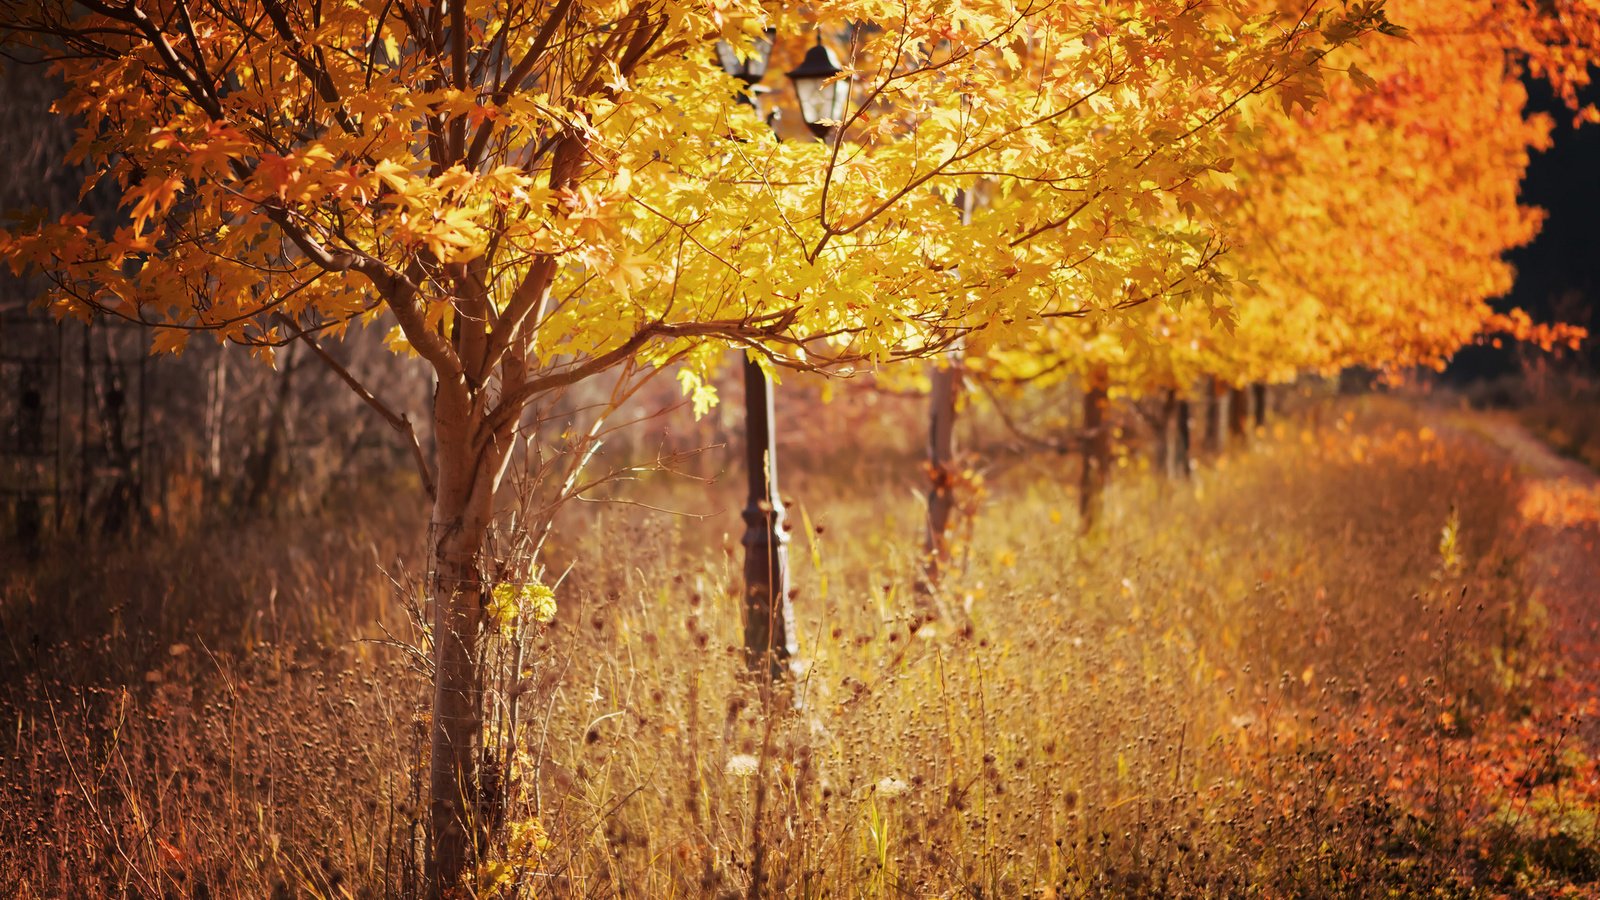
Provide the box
[3,397,1595,897]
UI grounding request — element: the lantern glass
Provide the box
[794,76,850,130]
[786,38,849,138]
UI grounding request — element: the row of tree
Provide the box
[0,0,1591,892]
[927,0,1580,537]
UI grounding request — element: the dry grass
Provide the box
[1521,392,1600,474]
[3,396,1597,898]
[0,485,428,899]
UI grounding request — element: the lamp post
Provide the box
[785,34,850,140]
[712,29,850,681]
[738,355,794,682]
[715,30,797,682]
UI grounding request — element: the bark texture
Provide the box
[1228,385,1250,442]
[1203,376,1226,455]
[427,520,486,893]
[1163,389,1192,480]
[425,374,502,894]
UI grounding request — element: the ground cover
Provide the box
[3,397,1598,898]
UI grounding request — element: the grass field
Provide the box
[1521,394,1600,475]
[4,396,1599,898]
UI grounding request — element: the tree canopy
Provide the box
[10,0,1587,891]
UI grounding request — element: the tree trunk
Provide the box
[18,363,44,556]
[1079,366,1110,532]
[923,353,963,586]
[1202,376,1226,454]
[204,347,229,499]
[96,351,135,535]
[426,383,498,896]
[1227,385,1250,442]
[1162,388,1192,479]
[78,322,90,537]
[1252,383,1268,429]
[923,189,974,590]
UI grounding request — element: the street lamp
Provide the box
[785,34,850,140]
[710,29,853,681]
[715,29,796,683]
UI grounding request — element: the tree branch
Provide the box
[278,315,437,499]
[481,310,800,437]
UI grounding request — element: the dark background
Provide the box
[1450,76,1600,381]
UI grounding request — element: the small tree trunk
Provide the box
[1175,398,1193,479]
[1079,366,1110,532]
[78,322,90,537]
[96,357,135,535]
[1202,376,1226,454]
[204,347,229,496]
[1252,383,1268,428]
[427,522,486,894]
[1227,385,1250,442]
[426,384,497,896]
[18,365,44,556]
[924,187,973,588]
[1162,388,1192,479]
[923,353,963,586]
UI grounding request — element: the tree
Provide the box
[1215,0,1579,384]
[0,2,860,886]
[0,0,1403,889]
[862,0,1404,566]
[927,0,1588,542]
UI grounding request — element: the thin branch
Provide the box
[972,374,1074,454]
[277,315,438,499]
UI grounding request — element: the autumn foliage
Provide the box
[0,0,1594,895]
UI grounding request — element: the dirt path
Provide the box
[1448,408,1600,702]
